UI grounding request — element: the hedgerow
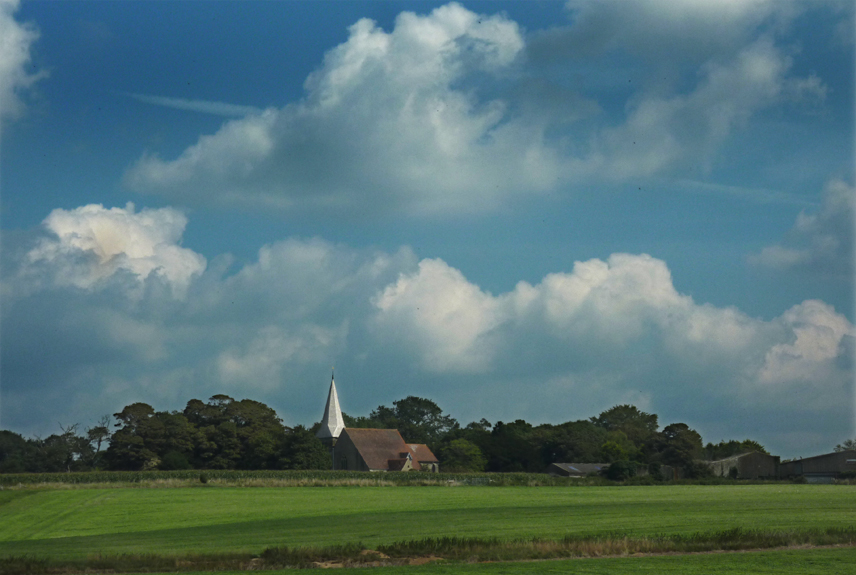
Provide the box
[0,469,604,487]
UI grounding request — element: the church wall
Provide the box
[332,431,370,471]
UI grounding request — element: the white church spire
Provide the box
[316,370,345,442]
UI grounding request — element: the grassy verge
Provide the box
[227,547,856,575]
[1,527,854,574]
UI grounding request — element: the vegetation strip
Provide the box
[2,527,854,574]
[0,468,796,489]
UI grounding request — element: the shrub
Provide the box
[605,460,638,481]
[160,451,191,471]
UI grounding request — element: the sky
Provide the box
[0,0,853,458]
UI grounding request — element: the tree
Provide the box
[703,439,767,460]
[85,416,112,469]
[605,460,638,481]
[437,438,486,472]
[105,403,160,470]
[281,426,330,470]
[653,423,703,470]
[540,420,608,465]
[369,396,457,447]
[591,405,658,456]
[834,439,856,452]
[0,430,39,473]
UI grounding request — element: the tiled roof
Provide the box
[407,443,439,463]
[343,428,412,471]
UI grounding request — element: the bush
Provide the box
[647,462,663,481]
[160,451,191,471]
[605,460,638,481]
[683,461,714,479]
[199,472,209,484]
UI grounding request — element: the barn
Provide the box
[704,451,780,479]
[778,450,856,483]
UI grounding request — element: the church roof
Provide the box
[407,443,439,463]
[342,428,414,471]
[316,376,345,440]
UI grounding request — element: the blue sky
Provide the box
[1,0,853,458]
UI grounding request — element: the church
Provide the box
[316,375,440,473]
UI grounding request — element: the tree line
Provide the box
[1,394,767,475]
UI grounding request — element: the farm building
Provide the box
[408,443,440,472]
[315,375,439,472]
[778,450,856,483]
[547,463,607,477]
[704,451,780,479]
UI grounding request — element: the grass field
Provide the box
[1,484,854,561]
[206,547,856,575]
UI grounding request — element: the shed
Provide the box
[778,450,856,483]
[547,463,608,477]
[704,451,780,479]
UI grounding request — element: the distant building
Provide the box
[334,428,418,471]
[778,450,856,483]
[547,463,608,477]
[407,443,440,473]
[704,451,780,479]
[315,374,439,472]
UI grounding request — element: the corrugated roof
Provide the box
[550,463,607,476]
[407,443,439,463]
[342,428,411,471]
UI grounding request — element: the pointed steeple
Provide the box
[316,370,345,442]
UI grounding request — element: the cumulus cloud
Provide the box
[583,38,810,178]
[751,179,854,278]
[126,3,550,215]
[3,205,852,455]
[531,0,783,64]
[0,0,46,121]
[370,253,853,436]
[24,203,206,298]
[124,2,826,215]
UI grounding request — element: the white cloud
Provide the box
[0,0,47,121]
[760,299,854,385]
[125,92,263,117]
[123,2,827,215]
[752,179,854,278]
[556,0,782,62]
[3,205,852,455]
[583,38,809,178]
[25,203,206,298]
[217,324,348,391]
[371,252,853,413]
[126,3,546,215]
[373,258,504,372]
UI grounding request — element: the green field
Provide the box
[209,547,856,575]
[1,484,854,561]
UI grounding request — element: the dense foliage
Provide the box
[2,395,768,475]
